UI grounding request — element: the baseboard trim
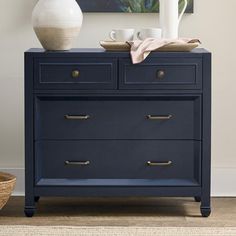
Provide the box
[1,167,236,197]
[211,167,236,197]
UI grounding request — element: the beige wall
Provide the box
[0,0,236,195]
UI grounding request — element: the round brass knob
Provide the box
[156,70,165,79]
[71,70,80,78]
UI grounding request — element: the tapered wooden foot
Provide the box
[200,207,211,217]
[34,196,40,203]
[194,196,201,202]
[24,207,36,217]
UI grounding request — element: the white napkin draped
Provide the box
[127,38,201,64]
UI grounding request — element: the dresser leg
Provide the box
[200,196,211,217]
[200,206,211,217]
[25,194,36,217]
[194,196,201,202]
[24,207,36,217]
[34,196,40,203]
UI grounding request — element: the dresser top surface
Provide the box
[25,48,210,57]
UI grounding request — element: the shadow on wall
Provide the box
[0,0,38,33]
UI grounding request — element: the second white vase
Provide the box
[159,0,188,39]
[32,0,83,51]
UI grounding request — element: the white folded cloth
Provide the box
[127,38,200,64]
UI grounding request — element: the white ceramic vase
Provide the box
[32,0,83,51]
[159,0,187,39]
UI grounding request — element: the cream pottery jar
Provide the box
[159,0,187,39]
[32,0,83,50]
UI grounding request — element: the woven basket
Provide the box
[0,172,16,210]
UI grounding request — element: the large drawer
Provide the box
[35,96,201,140]
[34,58,117,89]
[119,57,202,90]
[35,140,201,186]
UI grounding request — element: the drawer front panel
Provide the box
[35,96,201,140]
[35,140,201,186]
[34,58,117,89]
[119,58,202,90]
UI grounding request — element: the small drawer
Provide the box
[34,58,117,89]
[35,96,201,140]
[119,57,202,90]
[35,140,201,186]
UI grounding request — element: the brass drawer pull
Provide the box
[156,70,165,79]
[65,115,90,120]
[147,115,172,120]
[65,161,90,166]
[147,161,172,166]
[71,70,80,78]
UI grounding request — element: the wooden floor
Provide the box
[0,197,235,227]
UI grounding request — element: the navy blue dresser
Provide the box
[25,48,211,217]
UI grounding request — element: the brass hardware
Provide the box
[147,161,172,166]
[147,115,172,120]
[65,160,90,166]
[64,115,90,120]
[156,70,165,79]
[71,70,80,78]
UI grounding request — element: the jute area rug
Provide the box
[0,226,236,236]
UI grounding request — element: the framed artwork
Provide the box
[77,0,194,13]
